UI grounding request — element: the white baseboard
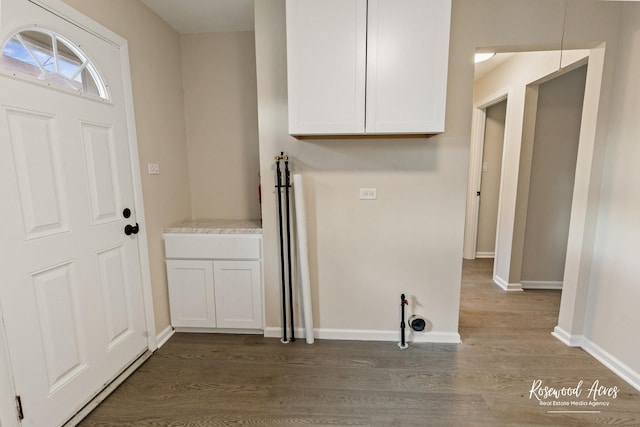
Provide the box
[582,337,640,393]
[264,327,461,344]
[156,325,174,349]
[552,326,640,393]
[551,326,584,347]
[173,327,263,335]
[263,327,310,342]
[522,280,563,290]
[475,251,495,258]
[493,275,523,292]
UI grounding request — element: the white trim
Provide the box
[551,326,584,347]
[552,328,640,392]
[155,326,175,349]
[264,327,461,344]
[463,107,486,259]
[581,338,640,393]
[28,0,125,46]
[463,91,509,260]
[521,280,563,290]
[118,42,157,352]
[263,327,310,342]
[493,275,523,292]
[174,327,263,335]
[475,251,495,258]
[0,305,17,427]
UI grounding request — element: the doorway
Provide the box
[518,65,587,290]
[475,100,506,259]
[0,1,154,426]
[464,50,592,292]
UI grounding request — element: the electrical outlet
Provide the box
[359,188,377,200]
[147,163,160,175]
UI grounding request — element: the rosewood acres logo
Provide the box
[528,379,620,412]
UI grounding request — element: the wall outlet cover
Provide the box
[359,188,377,200]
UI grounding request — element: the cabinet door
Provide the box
[366,0,451,133]
[166,260,216,328]
[286,0,367,135]
[213,261,263,329]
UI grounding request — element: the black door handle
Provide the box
[124,223,139,236]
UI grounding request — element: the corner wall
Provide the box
[181,31,261,220]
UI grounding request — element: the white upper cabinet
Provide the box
[286,0,451,136]
[286,0,367,134]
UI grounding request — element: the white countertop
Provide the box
[163,218,262,234]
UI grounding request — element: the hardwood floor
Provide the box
[79,258,640,426]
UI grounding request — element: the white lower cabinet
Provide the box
[164,233,263,332]
[166,260,216,328]
[213,261,262,329]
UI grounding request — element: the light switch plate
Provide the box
[148,163,160,175]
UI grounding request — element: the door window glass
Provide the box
[1,29,109,99]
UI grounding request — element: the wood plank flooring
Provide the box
[78,259,640,426]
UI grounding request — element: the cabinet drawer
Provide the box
[164,233,261,260]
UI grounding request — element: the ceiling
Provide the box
[140,1,514,81]
[140,0,254,34]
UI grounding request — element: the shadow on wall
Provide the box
[283,137,442,172]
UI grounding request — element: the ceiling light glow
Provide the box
[474,52,496,63]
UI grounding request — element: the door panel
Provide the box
[97,245,134,350]
[0,1,148,426]
[31,261,88,393]
[6,108,69,239]
[82,122,122,225]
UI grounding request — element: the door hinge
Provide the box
[15,395,24,420]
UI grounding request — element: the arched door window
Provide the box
[1,28,109,100]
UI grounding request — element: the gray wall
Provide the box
[521,66,587,284]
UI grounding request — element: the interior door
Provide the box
[0,1,148,426]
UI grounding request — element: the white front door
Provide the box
[0,1,148,426]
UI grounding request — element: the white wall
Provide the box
[583,2,640,385]
[181,31,261,220]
